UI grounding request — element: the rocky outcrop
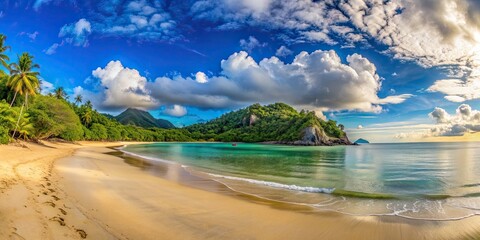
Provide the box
[242,114,259,126]
[267,126,353,146]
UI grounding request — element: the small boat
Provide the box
[232,143,237,147]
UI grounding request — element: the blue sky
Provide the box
[1,0,480,142]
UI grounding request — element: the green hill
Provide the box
[186,103,351,146]
[115,108,175,129]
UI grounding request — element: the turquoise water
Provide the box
[122,142,480,220]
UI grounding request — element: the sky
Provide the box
[1,0,480,143]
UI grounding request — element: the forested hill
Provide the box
[186,103,352,146]
[115,108,175,129]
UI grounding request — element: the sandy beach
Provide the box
[1,141,480,239]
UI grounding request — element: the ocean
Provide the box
[121,142,480,220]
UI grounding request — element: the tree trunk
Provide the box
[12,93,26,139]
[10,90,18,107]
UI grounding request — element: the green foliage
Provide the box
[89,123,108,140]
[0,33,349,145]
[115,108,175,129]
[186,102,346,142]
[27,95,84,141]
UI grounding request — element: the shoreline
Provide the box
[1,141,480,239]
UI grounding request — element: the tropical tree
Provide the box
[85,100,93,109]
[0,34,11,102]
[54,87,68,100]
[74,94,83,105]
[0,101,15,143]
[0,34,10,72]
[16,113,33,140]
[7,53,40,138]
[79,106,93,126]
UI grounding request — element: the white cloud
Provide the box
[99,1,179,42]
[429,107,451,124]
[398,104,480,138]
[33,0,53,10]
[164,105,187,117]
[46,18,92,55]
[275,46,293,57]
[91,60,158,110]
[44,42,62,55]
[239,36,266,52]
[79,50,411,113]
[19,31,39,41]
[149,50,411,112]
[59,18,92,47]
[190,0,480,102]
[40,79,54,95]
[195,71,208,83]
[427,77,480,102]
[303,31,337,45]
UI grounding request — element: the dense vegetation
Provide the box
[0,33,192,144]
[186,103,346,143]
[115,108,175,129]
[0,33,347,145]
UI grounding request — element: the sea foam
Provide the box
[207,173,335,194]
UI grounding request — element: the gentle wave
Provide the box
[207,173,335,194]
[117,146,480,221]
[119,149,176,165]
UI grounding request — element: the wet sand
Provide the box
[2,142,480,239]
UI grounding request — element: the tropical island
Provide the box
[0,32,349,146]
[1,0,480,238]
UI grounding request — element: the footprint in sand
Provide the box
[59,208,67,215]
[49,216,65,226]
[75,229,87,239]
[44,201,56,208]
[52,195,60,201]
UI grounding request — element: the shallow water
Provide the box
[122,142,480,220]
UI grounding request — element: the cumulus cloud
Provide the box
[164,105,188,117]
[398,104,480,138]
[275,46,293,57]
[195,71,208,83]
[91,60,158,110]
[190,0,480,102]
[79,50,409,113]
[239,36,266,52]
[148,50,411,112]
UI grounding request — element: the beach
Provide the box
[1,142,480,239]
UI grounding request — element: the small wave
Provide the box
[207,173,335,194]
[119,149,175,165]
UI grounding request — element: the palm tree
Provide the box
[0,34,10,71]
[7,53,40,138]
[80,107,93,126]
[74,94,83,105]
[54,87,68,100]
[0,34,10,102]
[85,100,92,108]
[16,114,33,140]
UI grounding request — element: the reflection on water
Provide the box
[122,142,480,220]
